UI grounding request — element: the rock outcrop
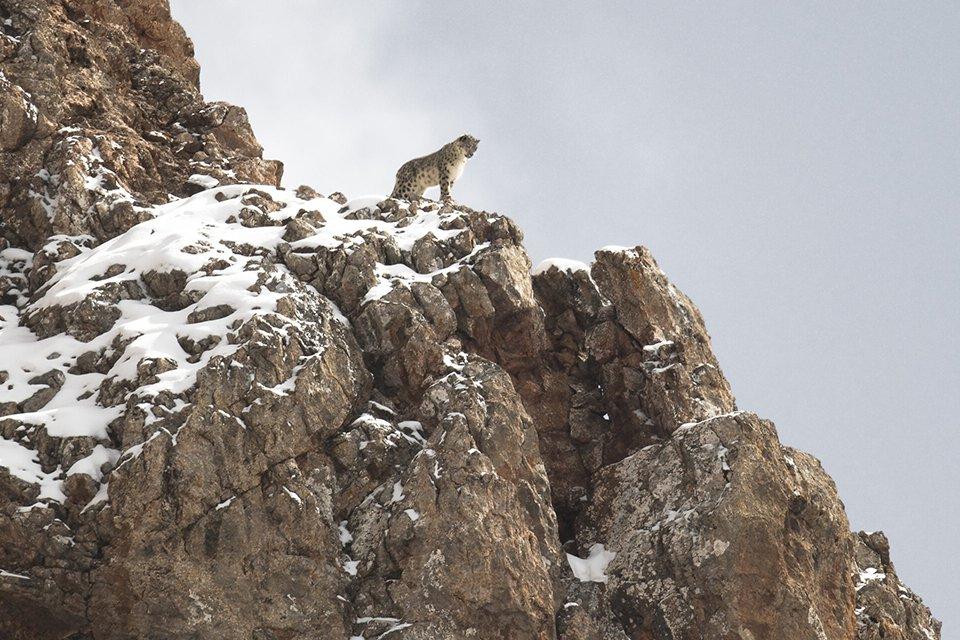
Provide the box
[0,2,942,639]
[0,0,280,254]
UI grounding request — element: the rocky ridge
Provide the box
[0,1,942,639]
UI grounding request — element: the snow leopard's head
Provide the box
[456,134,480,158]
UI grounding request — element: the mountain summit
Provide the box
[0,1,941,639]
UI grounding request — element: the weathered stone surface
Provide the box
[0,74,38,151]
[854,531,941,640]
[0,3,941,640]
[0,0,281,251]
[341,355,561,639]
[572,412,856,639]
[589,246,735,441]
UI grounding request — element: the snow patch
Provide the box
[0,438,66,502]
[338,521,353,546]
[281,486,303,506]
[856,567,887,591]
[390,481,405,503]
[0,569,30,580]
[597,245,640,257]
[531,257,589,276]
[188,174,220,189]
[65,445,119,482]
[566,543,616,584]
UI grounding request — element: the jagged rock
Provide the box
[343,355,561,639]
[0,73,38,151]
[0,0,282,251]
[854,531,941,640]
[573,412,856,639]
[0,3,941,640]
[589,246,735,441]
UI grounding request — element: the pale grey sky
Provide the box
[171,1,959,631]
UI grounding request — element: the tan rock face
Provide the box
[0,73,38,151]
[589,247,735,440]
[854,532,942,640]
[571,413,856,639]
[0,3,941,640]
[0,0,281,251]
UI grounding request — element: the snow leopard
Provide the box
[390,134,480,202]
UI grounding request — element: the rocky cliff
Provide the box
[0,2,942,639]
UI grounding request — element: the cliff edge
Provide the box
[0,2,941,639]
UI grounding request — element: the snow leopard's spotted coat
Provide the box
[391,134,480,202]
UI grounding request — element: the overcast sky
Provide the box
[171,1,959,630]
